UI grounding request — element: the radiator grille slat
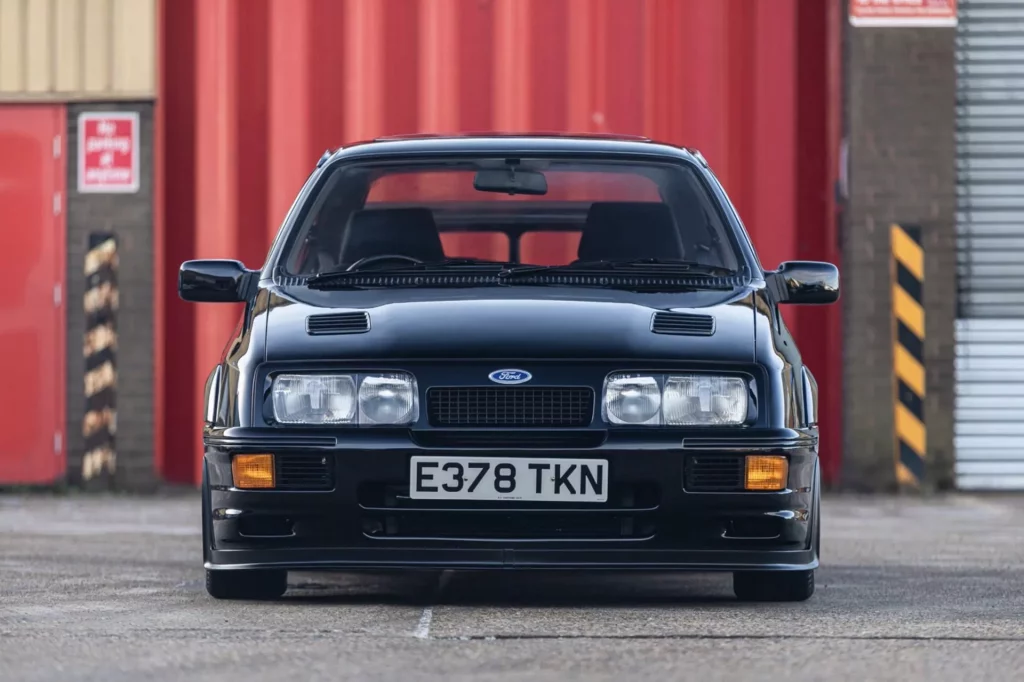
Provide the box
[412,430,605,448]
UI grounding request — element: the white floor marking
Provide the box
[414,607,434,639]
[412,571,451,639]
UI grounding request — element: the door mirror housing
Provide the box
[767,261,839,304]
[178,259,256,303]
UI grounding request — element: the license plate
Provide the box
[409,456,609,503]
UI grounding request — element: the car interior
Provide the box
[285,162,739,276]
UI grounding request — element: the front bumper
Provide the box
[203,430,820,572]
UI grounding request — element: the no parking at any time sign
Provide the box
[77,112,140,194]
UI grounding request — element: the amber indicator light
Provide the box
[232,454,276,489]
[744,455,788,491]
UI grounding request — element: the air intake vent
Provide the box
[275,453,334,491]
[305,311,370,335]
[684,455,744,492]
[651,312,715,336]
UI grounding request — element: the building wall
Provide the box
[0,0,158,490]
[161,0,842,486]
[65,101,157,491]
[0,0,156,101]
[843,25,957,491]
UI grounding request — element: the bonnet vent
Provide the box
[651,311,715,336]
[306,311,370,336]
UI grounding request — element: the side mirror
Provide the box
[178,259,255,303]
[767,261,839,304]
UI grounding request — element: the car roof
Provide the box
[320,132,708,167]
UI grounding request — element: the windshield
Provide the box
[281,156,743,282]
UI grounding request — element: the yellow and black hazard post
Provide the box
[83,233,119,485]
[891,223,926,487]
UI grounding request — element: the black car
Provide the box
[179,133,839,602]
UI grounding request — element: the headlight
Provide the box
[603,375,662,425]
[602,372,749,426]
[663,375,747,425]
[271,372,418,425]
[358,374,418,424]
[272,374,357,424]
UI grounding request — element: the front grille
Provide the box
[357,480,660,541]
[411,430,606,449]
[684,455,744,492]
[358,481,658,540]
[363,512,655,540]
[358,481,661,511]
[427,386,594,427]
[275,453,334,491]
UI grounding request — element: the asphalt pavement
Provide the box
[2,492,1023,681]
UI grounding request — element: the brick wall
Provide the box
[842,26,957,491]
[66,102,157,492]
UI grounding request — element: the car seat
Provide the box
[577,202,686,261]
[338,207,445,265]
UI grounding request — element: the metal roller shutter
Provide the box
[956,0,1024,490]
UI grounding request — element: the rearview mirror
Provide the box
[473,168,548,195]
[767,261,839,304]
[178,259,255,303]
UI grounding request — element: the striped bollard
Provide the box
[891,223,926,488]
[83,234,119,485]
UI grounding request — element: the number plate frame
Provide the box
[409,456,609,503]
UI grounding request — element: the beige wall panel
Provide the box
[0,0,25,92]
[81,0,112,93]
[54,0,82,93]
[111,0,155,94]
[24,0,52,93]
[0,0,156,101]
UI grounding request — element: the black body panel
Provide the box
[203,437,819,571]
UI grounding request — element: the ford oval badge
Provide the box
[488,369,532,385]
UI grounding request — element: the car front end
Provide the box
[201,292,820,585]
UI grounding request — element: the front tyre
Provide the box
[201,459,287,600]
[732,569,815,602]
[206,568,288,600]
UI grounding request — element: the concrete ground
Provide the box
[1,493,1023,682]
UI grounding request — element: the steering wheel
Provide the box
[345,254,424,271]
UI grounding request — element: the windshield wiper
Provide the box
[304,257,741,291]
[500,258,739,278]
[306,258,510,286]
[421,257,511,268]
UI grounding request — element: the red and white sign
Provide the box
[850,0,957,27]
[77,112,140,193]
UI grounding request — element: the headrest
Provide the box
[577,202,685,261]
[338,208,445,264]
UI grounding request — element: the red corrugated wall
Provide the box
[158,0,842,485]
